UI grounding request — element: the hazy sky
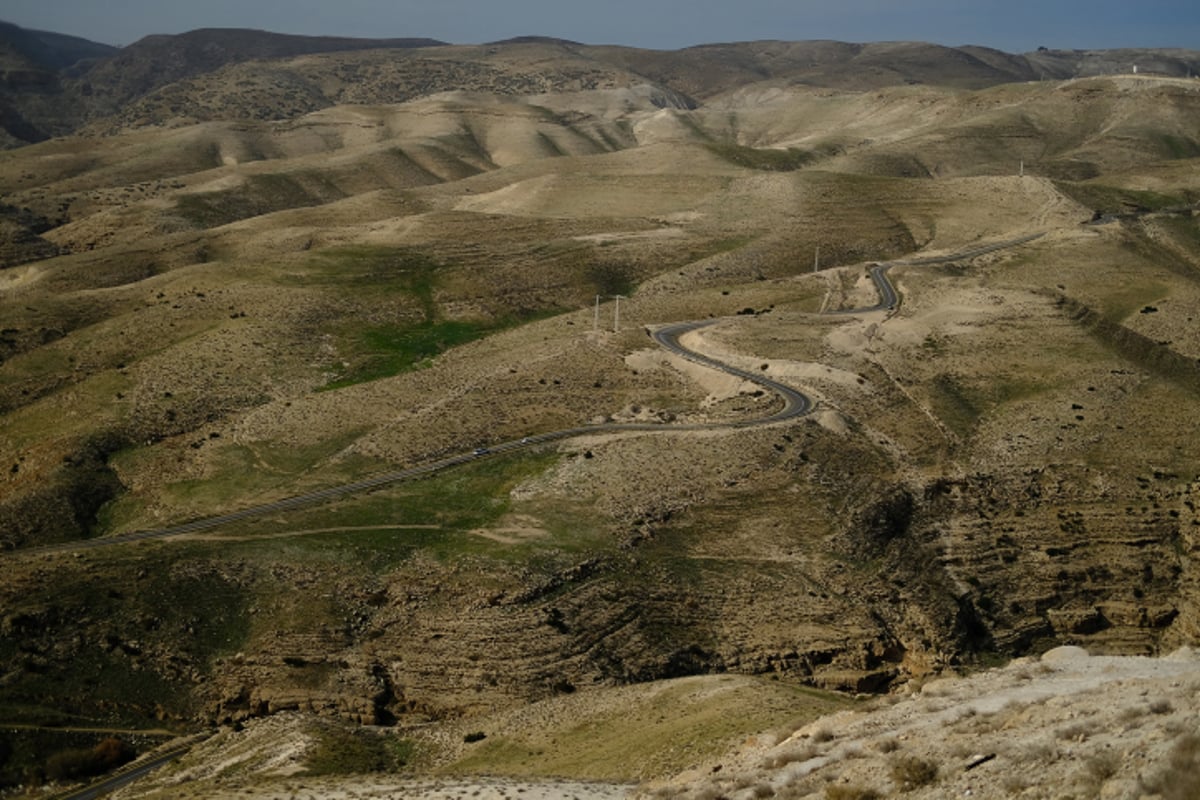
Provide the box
[4,0,1198,52]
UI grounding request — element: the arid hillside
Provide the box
[0,27,1199,797]
[3,21,1199,144]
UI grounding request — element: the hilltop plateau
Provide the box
[0,22,1199,798]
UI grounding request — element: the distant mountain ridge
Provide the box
[0,20,118,71]
[1,20,1198,147]
[78,27,448,114]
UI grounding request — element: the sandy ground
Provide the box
[159,777,634,799]
[643,647,1200,799]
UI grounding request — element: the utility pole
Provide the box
[612,295,624,332]
[1019,159,1024,177]
[813,245,820,273]
[594,295,600,333]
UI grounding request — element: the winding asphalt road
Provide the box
[10,233,1042,559]
[46,744,194,800]
[15,232,1044,799]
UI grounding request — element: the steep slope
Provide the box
[82,45,670,134]
[1,65,1199,797]
[0,21,118,144]
[73,28,445,117]
[0,23,443,145]
[0,21,117,71]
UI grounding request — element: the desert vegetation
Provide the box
[0,20,1199,800]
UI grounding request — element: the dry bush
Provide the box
[875,737,900,753]
[811,728,835,743]
[731,775,755,790]
[1055,721,1093,742]
[1141,733,1200,800]
[889,755,939,790]
[1082,751,1120,784]
[751,783,776,798]
[691,785,729,800]
[1149,698,1173,715]
[1116,705,1146,724]
[960,710,1005,735]
[1018,741,1058,764]
[824,785,882,800]
[761,744,818,769]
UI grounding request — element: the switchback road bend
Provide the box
[9,234,1042,559]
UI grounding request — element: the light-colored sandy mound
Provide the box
[642,647,1200,799]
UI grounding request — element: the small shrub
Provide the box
[1149,699,1173,715]
[825,785,882,800]
[463,731,487,744]
[1083,751,1119,783]
[1056,721,1093,742]
[1019,741,1058,764]
[1116,705,1146,724]
[811,728,835,743]
[875,737,900,753]
[1142,733,1200,800]
[889,755,939,790]
[761,745,817,769]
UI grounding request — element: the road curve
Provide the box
[9,233,1042,558]
[47,744,192,800]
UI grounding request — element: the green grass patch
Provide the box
[1153,216,1200,262]
[283,246,440,307]
[1094,278,1169,321]
[204,451,602,568]
[285,246,561,389]
[0,370,132,451]
[101,428,373,533]
[927,373,981,439]
[1056,182,1193,215]
[321,319,496,389]
[1156,134,1200,160]
[445,676,852,782]
[707,142,818,171]
[304,727,415,775]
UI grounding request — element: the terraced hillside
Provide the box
[0,30,1199,795]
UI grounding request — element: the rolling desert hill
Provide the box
[2,20,1199,145]
[0,22,1199,799]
